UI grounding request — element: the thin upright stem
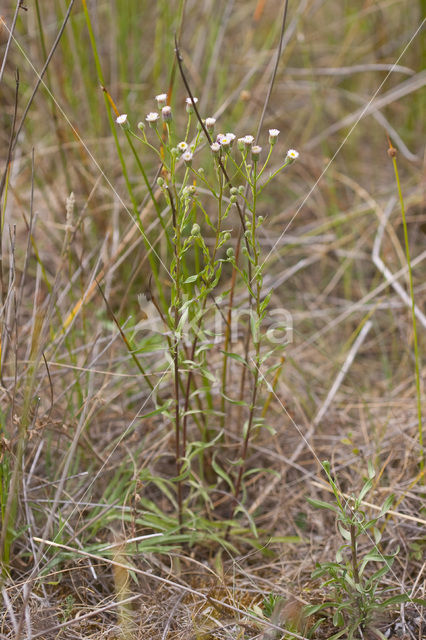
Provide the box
[388,140,424,479]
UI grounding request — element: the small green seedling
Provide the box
[305,461,418,640]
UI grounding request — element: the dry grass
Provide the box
[0,1,425,638]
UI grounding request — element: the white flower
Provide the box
[251,145,262,160]
[205,117,216,132]
[116,114,128,125]
[146,112,160,126]
[177,141,188,153]
[269,129,280,144]
[155,93,167,107]
[225,132,236,146]
[286,149,299,160]
[182,151,193,165]
[243,135,254,147]
[186,97,198,114]
[219,135,231,148]
[210,142,221,155]
[185,96,198,112]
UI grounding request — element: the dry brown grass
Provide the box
[0,0,425,638]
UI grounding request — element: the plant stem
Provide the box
[388,140,424,479]
[169,187,183,527]
[350,523,360,584]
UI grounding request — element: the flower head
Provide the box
[162,106,173,122]
[185,96,198,113]
[205,117,216,133]
[218,134,232,149]
[116,113,128,126]
[182,150,193,166]
[177,141,188,153]
[286,149,299,161]
[225,132,236,147]
[146,112,160,127]
[269,129,280,144]
[251,145,262,161]
[155,93,168,108]
[242,135,254,148]
[210,142,221,155]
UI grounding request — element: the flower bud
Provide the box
[205,117,216,133]
[162,106,173,122]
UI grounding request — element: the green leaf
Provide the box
[268,535,304,544]
[333,610,345,627]
[338,521,351,541]
[380,594,412,606]
[304,602,335,616]
[211,454,235,492]
[372,526,382,544]
[358,477,373,502]
[306,496,340,514]
[377,493,395,517]
[184,274,199,283]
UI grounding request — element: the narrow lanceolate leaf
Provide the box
[306,496,340,513]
